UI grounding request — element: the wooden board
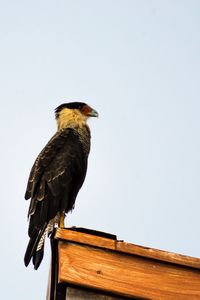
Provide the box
[58,241,200,300]
[55,228,200,269]
[66,287,129,300]
[55,228,116,251]
[116,241,200,269]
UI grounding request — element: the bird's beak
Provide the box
[88,108,99,118]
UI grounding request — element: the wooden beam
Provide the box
[55,228,200,269]
[116,241,200,269]
[49,228,200,299]
[58,241,200,299]
[55,228,116,251]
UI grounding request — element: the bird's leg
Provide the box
[60,212,65,228]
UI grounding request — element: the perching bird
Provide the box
[24,102,98,269]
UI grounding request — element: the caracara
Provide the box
[24,102,98,269]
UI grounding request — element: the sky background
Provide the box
[1,1,200,299]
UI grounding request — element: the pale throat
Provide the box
[56,108,88,130]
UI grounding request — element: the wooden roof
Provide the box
[49,227,200,299]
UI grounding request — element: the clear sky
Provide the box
[1,1,200,299]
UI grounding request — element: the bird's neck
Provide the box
[56,108,88,130]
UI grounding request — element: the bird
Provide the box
[24,102,98,269]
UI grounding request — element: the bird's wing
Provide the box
[25,127,88,221]
[24,130,67,201]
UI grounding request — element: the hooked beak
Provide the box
[88,108,99,117]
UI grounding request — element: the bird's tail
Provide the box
[24,224,48,270]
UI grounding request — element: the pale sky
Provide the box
[1,1,200,299]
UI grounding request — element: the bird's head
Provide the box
[55,102,98,130]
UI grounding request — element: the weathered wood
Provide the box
[116,241,200,269]
[58,242,200,300]
[55,228,116,251]
[48,228,200,299]
[55,228,200,269]
[66,287,129,299]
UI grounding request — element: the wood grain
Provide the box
[55,228,200,269]
[116,242,200,269]
[55,228,116,250]
[58,242,200,300]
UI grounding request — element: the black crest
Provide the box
[55,102,87,118]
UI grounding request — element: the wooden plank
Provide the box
[55,228,200,270]
[55,228,116,251]
[66,287,129,299]
[58,242,200,300]
[116,242,200,270]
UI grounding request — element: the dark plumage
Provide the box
[24,102,98,269]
